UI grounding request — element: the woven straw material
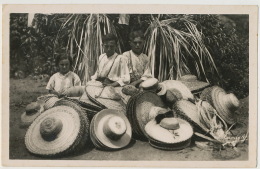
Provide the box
[160,80,194,100]
[122,85,139,96]
[25,106,84,157]
[90,118,109,150]
[79,91,104,110]
[86,85,121,100]
[63,86,85,97]
[200,86,238,125]
[132,91,167,138]
[173,100,208,134]
[114,87,132,105]
[139,78,159,91]
[20,109,42,128]
[149,138,191,151]
[91,109,132,150]
[179,75,210,93]
[44,97,60,110]
[37,94,56,106]
[86,86,126,113]
[145,118,193,144]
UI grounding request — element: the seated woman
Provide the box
[91,33,130,87]
[46,53,81,97]
[122,29,153,87]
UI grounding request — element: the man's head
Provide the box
[102,33,118,57]
[129,30,145,55]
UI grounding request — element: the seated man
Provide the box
[91,33,130,87]
[122,29,153,87]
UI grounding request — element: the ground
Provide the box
[9,77,249,161]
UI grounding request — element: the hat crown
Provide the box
[103,116,127,140]
[25,102,40,115]
[140,78,159,90]
[160,118,180,130]
[223,93,239,111]
[40,117,63,141]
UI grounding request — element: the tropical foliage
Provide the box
[10,13,248,98]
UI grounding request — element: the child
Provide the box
[46,54,81,97]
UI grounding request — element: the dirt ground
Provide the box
[8,77,249,161]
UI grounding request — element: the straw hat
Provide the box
[159,80,194,100]
[200,86,239,125]
[126,91,167,139]
[20,102,44,128]
[122,85,139,96]
[90,109,132,150]
[44,96,60,110]
[139,78,167,96]
[25,104,89,157]
[179,75,210,94]
[37,94,56,107]
[114,87,132,105]
[145,118,193,150]
[85,85,126,113]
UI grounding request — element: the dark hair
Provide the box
[55,54,73,68]
[102,33,118,44]
[129,29,145,41]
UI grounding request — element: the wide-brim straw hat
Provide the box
[37,94,57,106]
[85,85,126,113]
[126,91,167,139]
[44,96,61,110]
[90,109,132,150]
[179,75,210,94]
[159,80,194,100]
[139,78,167,96]
[20,102,44,128]
[114,87,132,105]
[25,103,89,157]
[173,100,208,134]
[200,86,239,125]
[145,118,193,150]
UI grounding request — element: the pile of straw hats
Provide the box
[200,86,239,125]
[179,74,210,94]
[90,109,132,150]
[25,99,89,157]
[20,102,44,128]
[139,78,167,96]
[126,91,167,139]
[85,84,126,113]
[145,117,193,150]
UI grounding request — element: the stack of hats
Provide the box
[179,74,210,94]
[25,99,90,157]
[90,109,132,150]
[145,117,193,150]
[200,86,239,125]
[126,91,167,139]
[20,102,44,128]
[85,83,126,113]
[139,78,167,96]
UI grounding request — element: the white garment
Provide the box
[122,50,153,81]
[46,71,81,94]
[91,53,130,86]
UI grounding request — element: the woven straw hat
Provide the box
[114,87,132,105]
[85,85,126,113]
[145,118,193,150]
[122,85,139,96]
[159,80,194,100]
[179,75,210,94]
[20,102,44,128]
[90,109,132,150]
[25,104,89,157]
[44,96,60,110]
[37,94,56,107]
[139,78,167,96]
[200,86,239,124]
[126,91,167,139]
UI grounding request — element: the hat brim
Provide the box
[145,118,193,144]
[180,80,210,94]
[93,109,132,149]
[133,91,167,138]
[86,86,126,112]
[211,88,236,124]
[25,105,88,157]
[157,83,167,96]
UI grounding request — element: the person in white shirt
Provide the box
[46,54,81,97]
[122,29,153,87]
[91,33,130,87]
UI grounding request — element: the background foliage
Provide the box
[10,14,248,98]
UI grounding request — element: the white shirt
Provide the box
[123,50,153,81]
[46,71,81,94]
[91,53,130,86]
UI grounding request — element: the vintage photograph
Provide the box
[2,4,258,167]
